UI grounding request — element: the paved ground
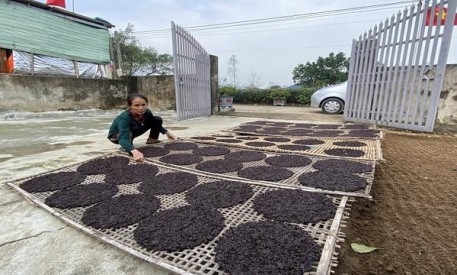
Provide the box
[3,104,334,274]
[2,103,456,274]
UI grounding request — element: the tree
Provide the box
[112,24,173,76]
[292,52,349,87]
[227,55,239,88]
[245,71,262,89]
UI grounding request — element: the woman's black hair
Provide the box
[127,94,149,106]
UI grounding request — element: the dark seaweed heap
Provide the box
[292,139,325,145]
[277,144,310,151]
[311,130,343,137]
[224,150,267,162]
[236,136,259,140]
[255,130,285,136]
[342,124,370,129]
[186,180,254,208]
[292,123,316,128]
[134,206,225,251]
[139,172,198,195]
[245,141,276,147]
[264,137,291,142]
[346,129,379,138]
[191,136,217,140]
[193,146,230,156]
[333,141,366,147]
[140,147,170,157]
[215,221,321,275]
[20,172,86,192]
[159,153,203,165]
[312,159,372,174]
[196,159,244,173]
[313,124,341,129]
[265,155,312,167]
[253,189,336,224]
[238,166,293,182]
[298,171,368,191]
[324,148,365,157]
[216,138,243,143]
[104,164,159,185]
[77,156,129,175]
[81,194,160,229]
[283,129,315,136]
[45,183,118,208]
[164,142,199,151]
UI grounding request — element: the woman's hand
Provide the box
[131,149,145,162]
[166,131,177,141]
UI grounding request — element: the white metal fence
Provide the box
[344,0,456,132]
[171,21,211,121]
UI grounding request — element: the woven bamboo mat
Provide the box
[188,135,383,161]
[228,121,383,140]
[135,141,376,199]
[6,157,353,275]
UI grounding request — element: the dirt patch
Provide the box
[336,131,457,275]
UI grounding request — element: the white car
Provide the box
[310,81,347,114]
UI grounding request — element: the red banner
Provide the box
[46,0,66,8]
[426,6,457,26]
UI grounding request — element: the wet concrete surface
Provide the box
[0,104,341,274]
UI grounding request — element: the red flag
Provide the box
[46,0,66,8]
[426,6,457,26]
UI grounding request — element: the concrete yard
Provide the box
[1,104,340,274]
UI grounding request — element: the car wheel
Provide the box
[321,98,344,114]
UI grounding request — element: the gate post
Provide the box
[424,0,456,131]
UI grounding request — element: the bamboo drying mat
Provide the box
[6,156,353,275]
[135,141,376,199]
[188,135,383,161]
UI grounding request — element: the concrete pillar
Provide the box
[210,55,219,115]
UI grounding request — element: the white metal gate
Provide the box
[171,21,211,121]
[344,0,456,132]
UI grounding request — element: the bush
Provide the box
[268,88,290,100]
[219,86,236,96]
[217,85,316,105]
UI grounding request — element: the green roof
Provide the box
[0,1,111,63]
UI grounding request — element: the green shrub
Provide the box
[268,88,290,100]
[219,86,236,96]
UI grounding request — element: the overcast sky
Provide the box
[49,0,456,87]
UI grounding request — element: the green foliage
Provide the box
[295,88,315,105]
[112,23,173,76]
[268,88,290,100]
[218,86,317,105]
[351,243,379,254]
[219,86,236,96]
[293,52,349,87]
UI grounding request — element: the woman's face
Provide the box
[129,97,147,116]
